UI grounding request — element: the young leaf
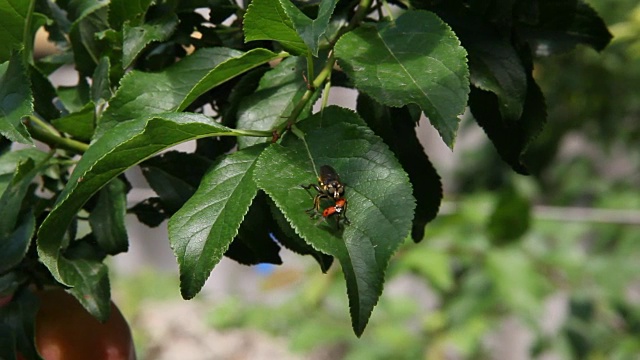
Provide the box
[99,47,283,136]
[122,14,179,68]
[335,10,469,147]
[243,0,307,55]
[237,56,309,149]
[37,112,253,288]
[254,106,415,335]
[168,144,267,299]
[0,52,34,145]
[89,178,128,255]
[278,0,338,56]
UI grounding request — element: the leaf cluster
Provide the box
[0,0,611,353]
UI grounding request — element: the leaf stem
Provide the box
[231,128,274,137]
[306,52,315,89]
[23,0,37,63]
[348,0,373,32]
[24,116,90,154]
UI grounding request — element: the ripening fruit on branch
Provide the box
[25,289,136,360]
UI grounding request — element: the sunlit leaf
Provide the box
[335,10,469,147]
[254,106,415,335]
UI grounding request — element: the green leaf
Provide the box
[278,0,338,56]
[91,56,111,104]
[253,106,415,335]
[37,112,250,288]
[89,178,128,255]
[269,199,333,272]
[0,148,48,176]
[99,47,283,136]
[357,94,442,242]
[0,290,40,360]
[517,0,612,55]
[56,78,91,113]
[109,0,153,29]
[169,144,267,299]
[244,0,307,55]
[64,259,111,322]
[0,0,30,62]
[30,65,60,120]
[0,212,34,273]
[0,52,34,145]
[0,271,28,296]
[335,10,470,147]
[237,56,309,148]
[122,14,179,68]
[68,5,111,76]
[0,159,39,239]
[51,102,95,141]
[66,0,110,22]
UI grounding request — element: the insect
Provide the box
[322,197,350,229]
[301,165,350,229]
[301,165,345,214]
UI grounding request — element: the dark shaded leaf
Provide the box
[89,178,128,255]
[0,290,40,360]
[0,52,33,145]
[140,151,212,213]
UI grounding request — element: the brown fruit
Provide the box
[33,289,136,360]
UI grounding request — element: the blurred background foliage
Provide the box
[113,0,640,358]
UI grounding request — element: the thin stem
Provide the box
[347,0,373,32]
[24,117,90,154]
[28,115,60,136]
[274,52,336,135]
[306,52,315,89]
[381,0,394,21]
[232,128,274,137]
[23,0,37,63]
